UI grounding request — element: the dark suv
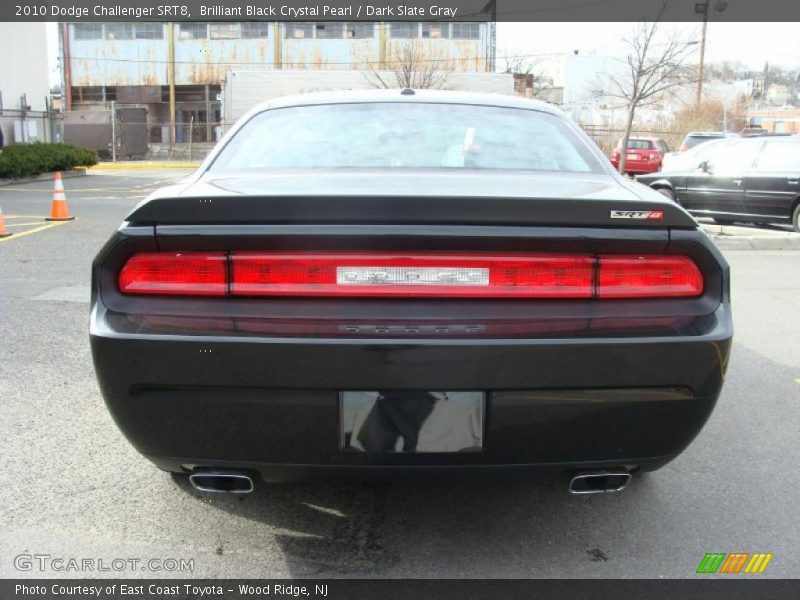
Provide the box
[637,136,800,231]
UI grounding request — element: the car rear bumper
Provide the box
[611,159,661,174]
[90,301,732,476]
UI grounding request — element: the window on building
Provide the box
[421,23,449,39]
[210,23,240,39]
[343,22,374,38]
[178,23,208,40]
[285,23,314,39]
[73,87,105,102]
[241,22,270,39]
[390,22,420,38]
[104,24,134,40]
[73,23,103,41]
[315,23,343,39]
[451,23,481,39]
[134,23,164,40]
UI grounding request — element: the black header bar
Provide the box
[2,0,799,22]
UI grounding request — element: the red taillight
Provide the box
[118,252,704,299]
[597,256,703,298]
[118,252,227,296]
[230,253,595,298]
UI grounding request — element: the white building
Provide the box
[0,23,52,145]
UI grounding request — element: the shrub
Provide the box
[0,143,99,179]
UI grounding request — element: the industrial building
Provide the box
[60,19,497,147]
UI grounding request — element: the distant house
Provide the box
[765,84,790,106]
[746,107,800,134]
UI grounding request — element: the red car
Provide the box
[610,137,669,175]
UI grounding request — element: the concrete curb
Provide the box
[0,168,87,187]
[708,235,800,251]
[89,162,200,170]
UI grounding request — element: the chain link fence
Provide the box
[62,107,237,161]
[0,108,62,148]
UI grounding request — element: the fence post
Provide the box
[189,115,194,162]
[111,101,117,162]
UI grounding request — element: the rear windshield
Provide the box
[210,103,603,174]
[624,139,654,150]
[684,134,724,150]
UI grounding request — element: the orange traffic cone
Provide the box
[0,206,12,237]
[46,172,75,221]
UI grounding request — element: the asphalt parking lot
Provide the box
[1,170,799,578]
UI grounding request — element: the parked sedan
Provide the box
[637,136,800,231]
[610,137,669,174]
[91,90,732,495]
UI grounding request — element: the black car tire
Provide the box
[793,203,800,233]
[655,187,677,203]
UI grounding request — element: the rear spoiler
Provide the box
[127,195,698,228]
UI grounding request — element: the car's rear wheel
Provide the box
[792,203,800,233]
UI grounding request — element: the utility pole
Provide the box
[167,23,176,144]
[695,2,709,111]
[695,1,728,112]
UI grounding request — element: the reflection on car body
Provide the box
[342,391,484,453]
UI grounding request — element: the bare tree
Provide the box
[365,41,451,90]
[601,2,697,174]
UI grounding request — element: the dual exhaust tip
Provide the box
[189,470,254,494]
[187,468,631,495]
[569,470,632,494]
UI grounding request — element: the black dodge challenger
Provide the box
[90,90,732,494]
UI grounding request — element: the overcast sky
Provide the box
[45,21,800,86]
[496,22,800,70]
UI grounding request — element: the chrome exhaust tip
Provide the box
[569,470,631,494]
[189,470,254,494]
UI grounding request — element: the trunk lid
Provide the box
[126,170,697,229]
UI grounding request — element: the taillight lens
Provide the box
[230,253,595,298]
[117,252,704,299]
[597,256,703,298]
[118,252,227,296]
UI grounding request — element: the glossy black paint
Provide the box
[636,136,800,229]
[89,91,733,483]
[128,170,696,228]
[90,224,732,481]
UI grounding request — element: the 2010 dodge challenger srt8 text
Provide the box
[90,90,732,495]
